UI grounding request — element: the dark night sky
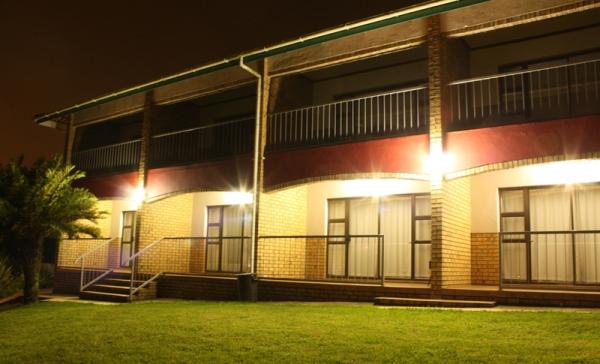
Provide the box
[0,1,421,165]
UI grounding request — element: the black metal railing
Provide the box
[448,59,600,129]
[500,230,600,287]
[149,117,255,168]
[72,139,141,174]
[267,86,428,151]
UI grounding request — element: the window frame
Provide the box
[326,193,431,280]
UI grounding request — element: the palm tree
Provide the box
[0,156,105,303]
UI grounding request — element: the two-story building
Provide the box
[39,0,600,306]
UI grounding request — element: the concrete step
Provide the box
[91,284,131,294]
[80,290,130,303]
[374,297,497,308]
[101,278,146,287]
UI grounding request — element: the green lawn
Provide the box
[1,301,599,363]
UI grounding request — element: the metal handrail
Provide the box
[74,237,115,264]
[448,58,599,85]
[78,237,117,291]
[152,116,254,139]
[270,85,427,116]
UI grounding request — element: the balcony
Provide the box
[72,139,141,174]
[267,86,428,151]
[448,59,600,130]
[149,116,255,169]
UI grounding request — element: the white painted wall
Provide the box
[306,179,430,235]
[471,160,600,233]
[100,199,138,238]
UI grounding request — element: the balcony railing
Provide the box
[72,140,141,174]
[500,230,600,286]
[267,86,428,151]
[149,116,255,168]
[448,59,600,129]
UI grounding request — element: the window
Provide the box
[500,184,600,284]
[327,194,431,280]
[206,205,252,273]
[120,211,136,267]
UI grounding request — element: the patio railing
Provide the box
[125,236,251,299]
[448,59,600,129]
[257,235,385,285]
[500,230,600,287]
[267,86,428,151]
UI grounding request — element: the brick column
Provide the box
[427,15,472,289]
[64,115,76,165]
[134,91,155,256]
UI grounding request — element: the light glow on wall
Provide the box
[130,185,145,208]
[339,179,417,197]
[526,159,600,186]
[223,191,253,205]
[423,142,455,185]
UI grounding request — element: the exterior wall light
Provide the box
[130,185,145,208]
[424,142,455,186]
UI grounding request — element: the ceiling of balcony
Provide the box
[464,7,600,50]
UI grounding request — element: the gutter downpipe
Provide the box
[239,56,262,275]
[34,0,489,125]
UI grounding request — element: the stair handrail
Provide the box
[75,237,117,291]
[122,237,166,300]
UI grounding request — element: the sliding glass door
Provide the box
[500,184,600,284]
[206,205,251,273]
[327,194,431,280]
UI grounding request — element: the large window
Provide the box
[500,184,600,284]
[327,194,431,280]
[206,205,252,273]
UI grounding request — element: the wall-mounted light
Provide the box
[423,142,455,186]
[130,185,145,208]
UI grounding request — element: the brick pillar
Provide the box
[64,115,76,164]
[427,15,472,289]
[134,91,155,256]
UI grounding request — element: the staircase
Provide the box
[79,271,157,303]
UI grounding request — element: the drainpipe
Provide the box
[239,56,262,275]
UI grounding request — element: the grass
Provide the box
[1,301,600,363]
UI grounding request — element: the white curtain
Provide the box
[348,198,379,278]
[327,222,346,276]
[221,205,244,272]
[380,196,412,278]
[530,188,572,282]
[573,185,600,283]
[206,208,221,271]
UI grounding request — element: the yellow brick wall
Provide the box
[471,233,499,285]
[57,200,120,269]
[440,177,472,287]
[305,237,327,280]
[257,185,308,278]
[136,193,198,274]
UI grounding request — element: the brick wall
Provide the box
[471,233,499,285]
[157,274,237,300]
[257,185,308,278]
[439,177,472,287]
[305,237,326,280]
[53,268,81,294]
[56,238,120,269]
[136,193,196,274]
